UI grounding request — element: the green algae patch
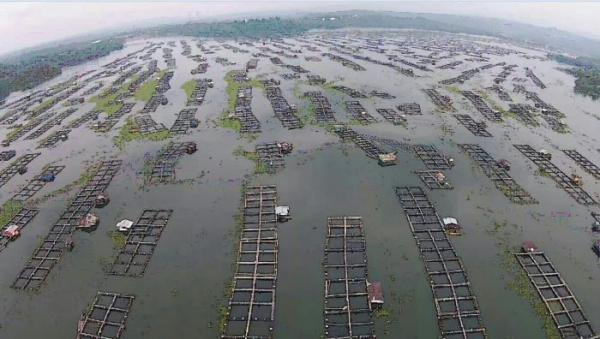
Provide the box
[113,117,172,150]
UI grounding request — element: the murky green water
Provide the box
[1,31,599,339]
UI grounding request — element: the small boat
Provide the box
[77,213,99,231]
[442,217,461,235]
[1,224,20,240]
[521,241,538,253]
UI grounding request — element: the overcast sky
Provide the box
[1,1,600,56]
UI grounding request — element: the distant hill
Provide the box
[146,10,600,57]
[0,38,124,102]
[4,10,600,103]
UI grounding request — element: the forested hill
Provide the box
[147,11,600,57]
[0,38,124,102]
[4,10,600,102]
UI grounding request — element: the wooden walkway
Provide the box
[459,144,536,204]
[395,187,486,339]
[515,250,596,338]
[324,216,375,339]
[108,209,173,276]
[222,185,278,339]
[12,160,122,290]
[562,150,600,180]
[77,291,135,339]
[0,153,40,188]
[514,144,595,205]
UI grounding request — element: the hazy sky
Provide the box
[1,1,600,56]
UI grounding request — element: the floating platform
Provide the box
[134,115,167,134]
[303,91,337,123]
[514,144,595,205]
[509,104,539,126]
[395,186,486,339]
[255,142,287,174]
[235,86,261,133]
[25,108,76,140]
[461,91,502,122]
[335,127,386,160]
[264,85,303,129]
[424,88,454,111]
[222,185,278,339]
[148,142,195,184]
[170,108,198,134]
[397,102,422,116]
[77,291,135,339]
[11,165,65,201]
[413,144,453,170]
[324,216,375,339]
[515,250,596,338]
[562,150,600,180]
[108,209,173,276]
[376,108,406,125]
[12,160,122,290]
[415,170,453,189]
[0,152,41,188]
[453,114,492,137]
[344,101,377,125]
[459,144,536,204]
[37,129,71,149]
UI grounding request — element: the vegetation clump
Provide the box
[113,117,172,150]
[0,200,24,226]
[135,70,166,102]
[218,70,263,133]
[552,54,600,100]
[181,79,197,102]
[232,147,268,174]
[110,231,127,249]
